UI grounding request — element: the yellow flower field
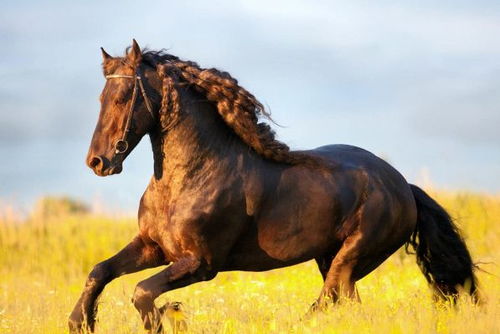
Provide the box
[1,190,499,334]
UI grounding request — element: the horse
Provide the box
[69,40,479,333]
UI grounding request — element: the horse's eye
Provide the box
[115,95,127,105]
[115,87,131,105]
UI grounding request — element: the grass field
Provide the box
[1,190,499,333]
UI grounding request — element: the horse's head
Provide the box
[87,40,159,176]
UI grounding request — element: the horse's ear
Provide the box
[128,39,142,65]
[101,47,112,62]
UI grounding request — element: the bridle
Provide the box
[105,70,155,156]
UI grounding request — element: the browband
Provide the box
[105,74,137,79]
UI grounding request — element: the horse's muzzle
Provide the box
[87,155,122,176]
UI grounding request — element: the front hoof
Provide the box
[68,314,94,334]
[303,300,327,320]
[68,317,84,334]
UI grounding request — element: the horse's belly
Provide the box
[223,217,341,272]
[223,240,312,271]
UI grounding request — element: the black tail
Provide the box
[407,184,479,302]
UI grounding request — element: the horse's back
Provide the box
[308,144,413,197]
[310,144,399,175]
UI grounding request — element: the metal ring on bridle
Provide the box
[114,140,129,154]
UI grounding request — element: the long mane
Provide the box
[139,49,326,168]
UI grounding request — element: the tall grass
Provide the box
[1,191,499,333]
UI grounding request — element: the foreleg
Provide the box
[68,236,165,333]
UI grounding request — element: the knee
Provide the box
[200,269,217,281]
[87,262,112,287]
[132,282,152,308]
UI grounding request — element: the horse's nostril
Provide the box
[89,156,103,169]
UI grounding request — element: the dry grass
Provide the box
[1,190,499,333]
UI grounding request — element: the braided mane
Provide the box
[140,49,326,168]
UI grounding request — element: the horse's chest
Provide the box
[139,207,204,260]
[139,184,242,261]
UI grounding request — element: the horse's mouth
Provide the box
[93,164,123,177]
[108,164,123,175]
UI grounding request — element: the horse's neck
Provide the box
[150,98,251,182]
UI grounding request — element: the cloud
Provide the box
[408,74,500,147]
[2,1,499,146]
[1,0,500,207]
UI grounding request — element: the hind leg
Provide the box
[311,234,362,312]
[313,235,411,314]
[309,188,415,313]
[315,256,331,281]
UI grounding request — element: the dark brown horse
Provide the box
[69,40,479,333]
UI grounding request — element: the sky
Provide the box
[1,0,499,213]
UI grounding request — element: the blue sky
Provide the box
[1,0,499,212]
